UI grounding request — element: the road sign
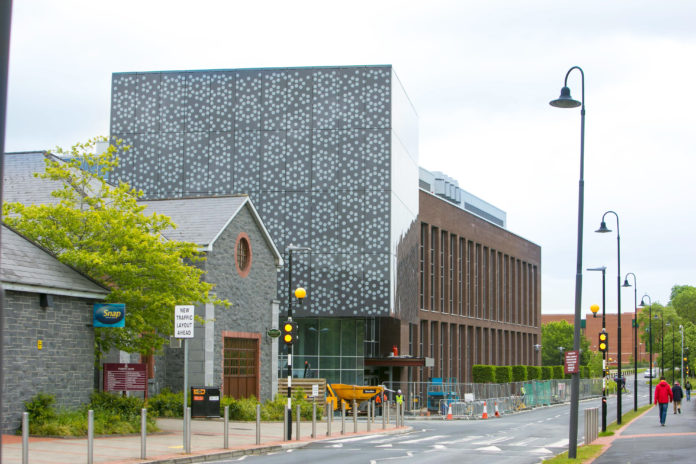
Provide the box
[564,350,580,374]
[175,305,195,338]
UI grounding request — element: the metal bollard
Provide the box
[327,403,332,437]
[395,400,400,427]
[88,409,94,464]
[341,401,346,434]
[186,407,192,453]
[224,405,229,449]
[296,404,301,440]
[256,404,261,445]
[141,408,147,459]
[386,400,390,425]
[22,412,28,464]
[312,402,317,438]
[382,402,386,429]
[367,400,371,432]
[284,406,288,441]
[353,399,358,433]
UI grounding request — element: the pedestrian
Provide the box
[375,391,383,416]
[672,381,684,414]
[685,380,692,401]
[654,376,673,426]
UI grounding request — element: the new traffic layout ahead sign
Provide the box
[175,305,194,338]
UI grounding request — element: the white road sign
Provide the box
[174,305,195,338]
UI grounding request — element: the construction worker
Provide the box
[396,389,403,405]
[375,391,384,416]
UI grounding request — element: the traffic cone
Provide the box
[446,403,453,420]
[482,401,488,419]
[494,401,501,417]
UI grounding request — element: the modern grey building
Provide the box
[110,65,420,385]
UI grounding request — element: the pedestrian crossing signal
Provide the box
[282,321,298,345]
[598,331,608,353]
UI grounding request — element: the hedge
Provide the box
[552,365,564,379]
[472,365,495,383]
[541,366,553,380]
[495,366,512,384]
[526,365,542,380]
[511,365,527,382]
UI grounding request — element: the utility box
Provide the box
[191,386,221,418]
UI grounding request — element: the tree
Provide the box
[3,137,226,358]
[541,320,591,366]
[670,285,696,325]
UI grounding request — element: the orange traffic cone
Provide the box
[494,401,501,417]
[446,403,453,420]
[482,401,488,419]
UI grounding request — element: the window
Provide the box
[235,233,252,277]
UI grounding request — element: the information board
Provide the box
[564,350,580,374]
[103,363,147,392]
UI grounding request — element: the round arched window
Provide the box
[235,233,252,277]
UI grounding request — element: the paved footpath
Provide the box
[590,396,696,464]
[1,415,409,464]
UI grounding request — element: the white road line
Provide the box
[476,445,502,452]
[400,435,447,444]
[530,447,553,454]
[375,444,393,448]
[328,435,381,443]
[546,438,569,448]
[439,436,482,444]
[431,444,446,449]
[509,437,539,447]
[471,436,512,445]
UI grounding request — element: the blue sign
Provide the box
[93,303,126,328]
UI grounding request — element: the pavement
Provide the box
[589,396,696,464]
[1,413,409,464]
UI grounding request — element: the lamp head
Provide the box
[622,278,631,288]
[640,297,648,307]
[590,304,600,317]
[595,221,611,233]
[295,287,307,299]
[549,86,581,108]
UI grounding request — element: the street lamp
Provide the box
[640,295,653,402]
[622,272,638,411]
[550,65,585,459]
[559,346,566,364]
[587,265,607,431]
[596,211,622,424]
[666,321,674,383]
[285,245,310,440]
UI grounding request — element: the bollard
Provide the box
[382,402,386,429]
[141,408,147,459]
[367,400,371,432]
[327,402,332,436]
[256,404,261,445]
[386,400,390,425]
[312,402,317,438]
[284,406,288,441]
[395,399,400,427]
[224,405,229,449]
[341,401,346,434]
[296,404,301,440]
[22,412,28,464]
[186,407,192,453]
[353,399,358,433]
[88,409,94,464]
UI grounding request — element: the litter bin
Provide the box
[191,386,221,417]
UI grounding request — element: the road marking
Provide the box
[431,444,446,449]
[375,444,393,448]
[371,451,413,463]
[530,448,553,454]
[328,435,381,443]
[330,444,343,448]
[471,436,512,445]
[546,438,569,448]
[476,445,502,452]
[439,436,482,444]
[400,435,447,444]
[509,437,539,446]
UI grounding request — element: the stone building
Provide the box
[1,225,109,433]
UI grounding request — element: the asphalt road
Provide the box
[210,379,646,464]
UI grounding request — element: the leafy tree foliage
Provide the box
[3,137,226,358]
[541,320,591,366]
[671,285,696,325]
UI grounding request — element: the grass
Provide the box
[543,403,653,463]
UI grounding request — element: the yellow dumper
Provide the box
[326,384,384,411]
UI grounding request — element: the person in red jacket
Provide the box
[654,376,673,426]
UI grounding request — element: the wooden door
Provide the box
[223,337,259,399]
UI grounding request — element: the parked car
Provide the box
[643,368,658,378]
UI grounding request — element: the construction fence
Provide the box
[383,378,604,419]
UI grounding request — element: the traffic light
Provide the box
[598,330,608,353]
[282,321,298,346]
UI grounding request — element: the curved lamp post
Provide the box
[549,65,585,459]
[596,211,622,424]
[641,295,654,403]
[622,272,638,411]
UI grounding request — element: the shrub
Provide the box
[526,366,541,380]
[552,365,564,379]
[541,366,553,380]
[147,388,183,418]
[511,365,527,382]
[24,392,57,424]
[495,366,512,384]
[472,365,495,383]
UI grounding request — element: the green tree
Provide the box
[670,285,696,325]
[541,320,591,366]
[3,137,226,358]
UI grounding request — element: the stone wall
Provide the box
[1,291,96,433]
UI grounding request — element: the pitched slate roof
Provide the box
[1,225,109,298]
[3,151,60,205]
[139,195,283,267]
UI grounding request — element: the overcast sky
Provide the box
[5,0,695,314]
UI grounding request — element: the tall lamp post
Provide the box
[587,266,607,431]
[596,211,623,424]
[286,245,310,440]
[679,325,684,386]
[622,272,638,411]
[549,65,585,459]
[659,315,664,374]
[640,295,653,402]
[667,322,674,383]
